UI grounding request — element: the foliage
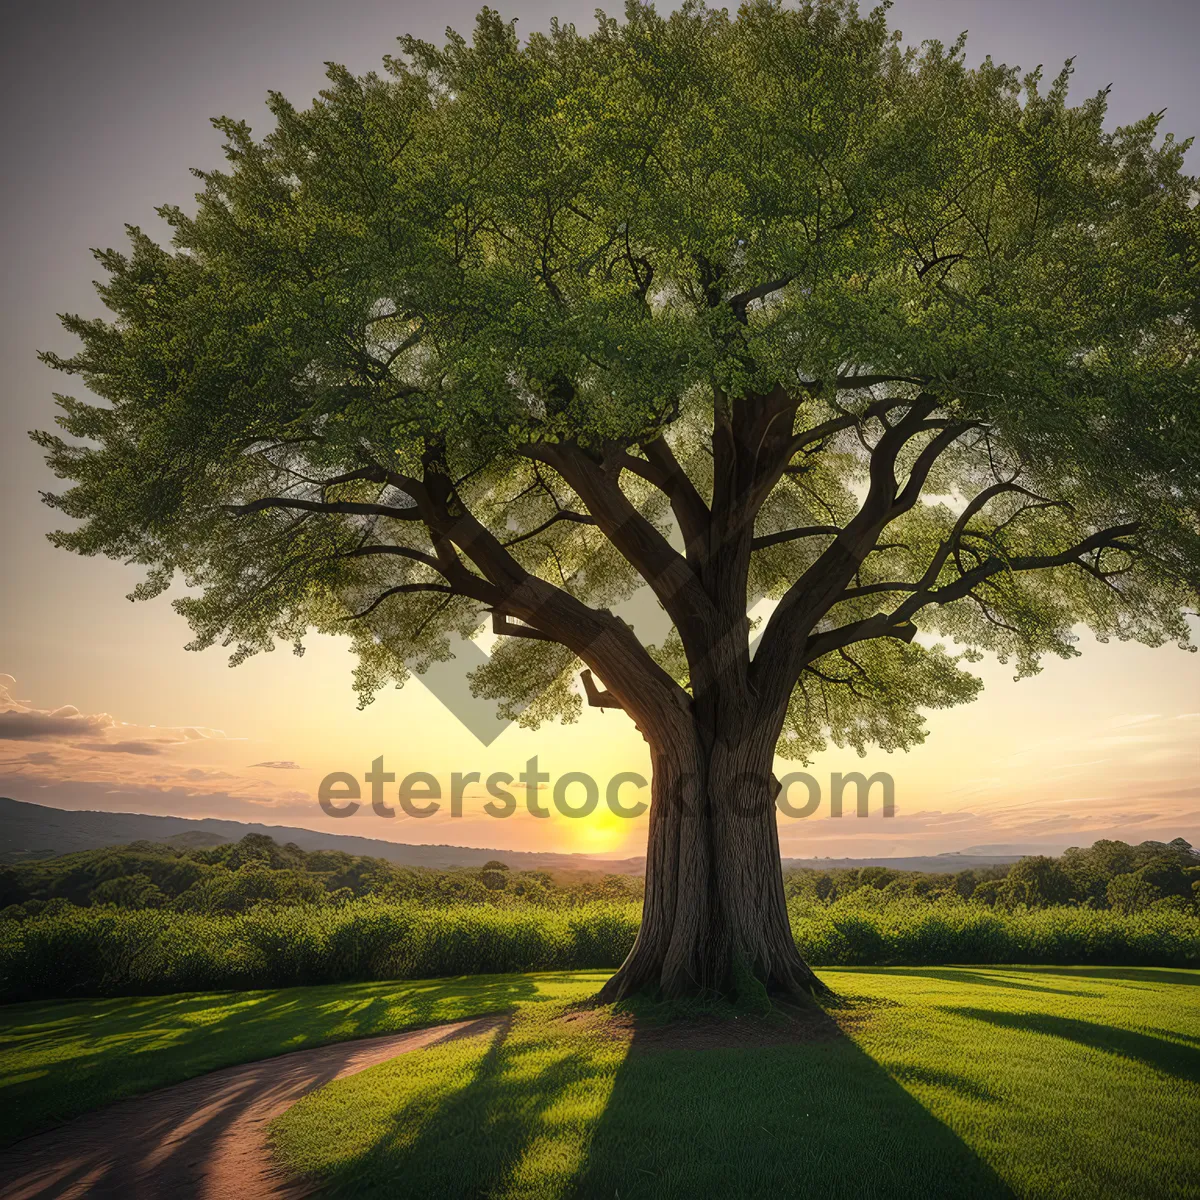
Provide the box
[995,855,1076,908]
[5,834,1195,926]
[789,895,1200,969]
[783,835,1199,911]
[0,833,643,917]
[87,873,167,910]
[0,900,640,1001]
[2,882,1198,1002]
[31,1,1200,767]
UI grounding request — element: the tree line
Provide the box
[0,833,642,918]
[2,833,1195,921]
[788,837,1199,913]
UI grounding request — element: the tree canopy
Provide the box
[37,0,1199,766]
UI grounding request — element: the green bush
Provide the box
[1,893,1197,1002]
[0,900,640,1002]
[788,895,1200,968]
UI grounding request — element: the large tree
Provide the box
[36,2,1199,1002]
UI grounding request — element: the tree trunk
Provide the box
[597,721,827,1004]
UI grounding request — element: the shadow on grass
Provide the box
[1144,1027,1200,1048]
[885,1061,1004,1104]
[299,1007,1015,1200]
[0,1044,360,1199]
[1009,966,1200,987]
[5,973,544,1049]
[567,1021,1015,1200]
[946,1006,1200,1084]
[863,967,1100,997]
[0,1017,510,1200]
[0,974,547,1145]
[301,1012,625,1198]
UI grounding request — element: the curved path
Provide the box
[0,1015,506,1199]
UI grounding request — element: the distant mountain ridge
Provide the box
[0,796,1025,874]
[0,797,645,873]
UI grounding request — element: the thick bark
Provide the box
[597,722,827,1004]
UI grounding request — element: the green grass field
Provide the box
[2,967,1197,1197]
[0,972,584,1144]
[266,967,1200,1199]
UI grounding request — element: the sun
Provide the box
[564,807,642,856]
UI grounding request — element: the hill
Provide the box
[0,796,1033,874]
[0,797,644,873]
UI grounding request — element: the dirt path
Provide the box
[0,1015,506,1199]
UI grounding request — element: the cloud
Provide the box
[82,740,167,756]
[0,673,327,830]
[0,674,226,751]
[0,709,113,741]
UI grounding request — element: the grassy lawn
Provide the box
[0,971,595,1145]
[2,967,1197,1197]
[270,966,1200,1200]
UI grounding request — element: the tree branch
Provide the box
[338,543,443,571]
[888,523,1142,623]
[223,496,422,521]
[491,611,557,642]
[522,439,718,646]
[345,583,455,620]
[751,525,840,551]
[501,509,596,548]
[801,522,1141,663]
[753,397,976,710]
[355,448,696,741]
[630,436,711,560]
[728,275,793,320]
[581,667,624,710]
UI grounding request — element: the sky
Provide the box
[1,0,1197,860]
